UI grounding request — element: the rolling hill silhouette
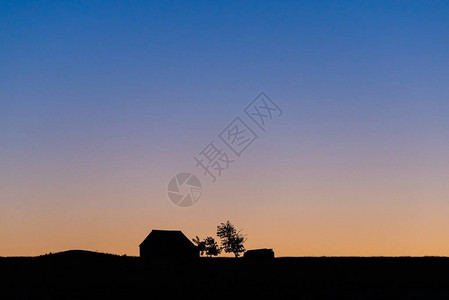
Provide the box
[2,250,449,299]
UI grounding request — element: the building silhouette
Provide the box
[244,248,275,259]
[139,229,199,261]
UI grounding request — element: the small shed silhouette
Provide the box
[244,248,275,259]
[139,229,199,260]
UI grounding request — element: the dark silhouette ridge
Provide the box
[2,251,449,299]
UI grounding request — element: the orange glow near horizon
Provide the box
[2,158,448,257]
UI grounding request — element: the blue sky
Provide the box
[1,1,448,256]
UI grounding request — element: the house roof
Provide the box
[245,248,273,253]
[139,229,195,248]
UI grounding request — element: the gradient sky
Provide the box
[1,1,448,257]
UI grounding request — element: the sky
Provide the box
[1,0,448,257]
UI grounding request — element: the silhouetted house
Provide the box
[244,248,275,260]
[139,229,199,261]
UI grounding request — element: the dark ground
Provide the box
[1,250,449,299]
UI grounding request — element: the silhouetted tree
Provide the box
[193,236,221,257]
[204,237,221,257]
[192,236,206,256]
[216,220,246,257]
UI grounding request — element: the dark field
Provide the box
[2,250,449,299]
